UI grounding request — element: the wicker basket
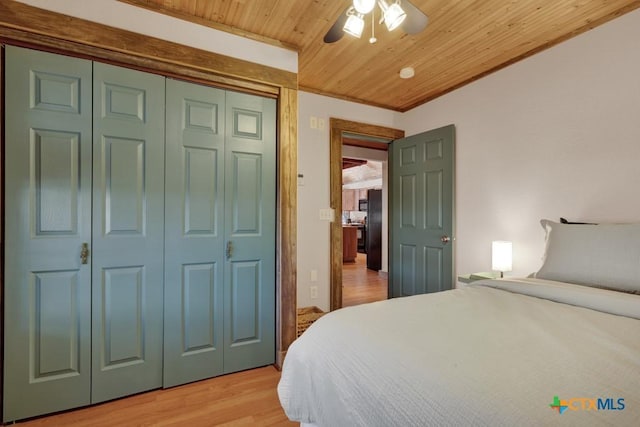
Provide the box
[297,306,325,337]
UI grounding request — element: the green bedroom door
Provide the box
[3,46,93,422]
[91,63,165,402]
[163,83,276,386]
[390,125,455,297]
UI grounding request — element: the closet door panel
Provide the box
[91,63,165,402]
[223,92,276,373]
[101,266,145,365]
[163,79,225,387]
[3,46,92,423]
[102,136,145,233]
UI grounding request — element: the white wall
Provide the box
[297,92,400,310]
[399,8,640,279]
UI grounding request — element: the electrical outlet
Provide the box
[310,286,318,299]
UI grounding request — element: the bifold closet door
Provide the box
[163,83,276,387]
[91,63,165,402]
[222,91,276,374]
[3,46,93,422]
[163,79,226,387]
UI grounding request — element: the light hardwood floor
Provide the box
[342,253,388,307]
[16,366,296,427]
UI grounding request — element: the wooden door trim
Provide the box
[0,2,296,374]
[277,87,298,367]
[329,118,404,311]
[0,44,4,405]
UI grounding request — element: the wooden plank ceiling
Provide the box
[119,0,640,111]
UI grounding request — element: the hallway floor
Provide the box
[342,253,388,307]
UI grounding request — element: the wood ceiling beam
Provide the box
[342,137,390,151]
[342,158,368,169]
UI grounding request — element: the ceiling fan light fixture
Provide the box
[353,0,376,14]
[327,0,427,44]
[343,13,365,38]
[379,0,407,31]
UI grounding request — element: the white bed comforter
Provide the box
[278,279,640,426]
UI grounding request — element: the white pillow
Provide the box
[535,219,640,294]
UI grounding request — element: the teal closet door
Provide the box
[223,91,276,373]
[163,79,225,387]
[3,46,93,422]
[91,63,165,402]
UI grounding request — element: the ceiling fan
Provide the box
[324,0,428,44]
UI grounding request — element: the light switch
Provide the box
[310,270,318,282]
[318,118,325,130]
[310,116,318,129]
[319,208,334,222]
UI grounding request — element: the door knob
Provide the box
[80,243,90,264]
[441,235,451,244]
[226,241,233,259]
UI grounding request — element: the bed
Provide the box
[278,220,640,426]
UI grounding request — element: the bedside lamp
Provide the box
[492,241,512,278]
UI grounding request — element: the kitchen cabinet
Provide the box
[342,189,357,211]
[343,226,358,262]
[343,188,373,212]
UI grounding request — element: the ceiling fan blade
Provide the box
[401,0,429,34]
[323,6,350,43]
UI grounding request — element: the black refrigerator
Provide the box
[366,189,382,271]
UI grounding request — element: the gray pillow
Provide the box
[535,219,640,294]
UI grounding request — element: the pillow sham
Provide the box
[536,219,640,294]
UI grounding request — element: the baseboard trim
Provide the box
[378,270,389,278]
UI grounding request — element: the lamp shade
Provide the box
[380,1,406,31]
[343,14,365,38]
[492,241,512,273]
[353,0,376,14]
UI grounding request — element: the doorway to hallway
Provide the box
[329,118,405,311]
